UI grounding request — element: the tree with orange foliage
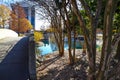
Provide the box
[10,3,32,35]
[19,18,32,32]
[0,4,10,28]
[9,11,18,31]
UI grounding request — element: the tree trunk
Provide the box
[58,4,75,64]
[2,20,5,28]
[71,0,96,79]
[54,29,64,57]
[51,13,64,57]
[73,26,76,61]
[68,31,74,65]
[59,32,64,56]
[114,41,120,61]
[97,0,118,80]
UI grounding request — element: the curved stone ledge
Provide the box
[0,29,18,39]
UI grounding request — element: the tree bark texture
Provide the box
[97,0,118,80]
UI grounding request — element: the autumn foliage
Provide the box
[34,31,43,42]
[0,4,10,28]
[19,18,32,32]
[10,3,32,33]
[10,12,18,31]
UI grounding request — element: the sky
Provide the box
[0,0,23,3]
[0,0,50,30]
[0,0,23,7]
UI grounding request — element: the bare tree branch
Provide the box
[95,0,102,23]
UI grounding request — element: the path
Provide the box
[0,37,30,80]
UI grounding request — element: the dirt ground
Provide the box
[36,49,89,80]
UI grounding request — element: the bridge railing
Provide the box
[28,33,37,80]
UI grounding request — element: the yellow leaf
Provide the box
[34,31,43,42]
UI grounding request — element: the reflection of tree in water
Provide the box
[50,41,57,51]
[49,34,58,51]
[40,34,84,54]
[41,39,49,46]
[64,38,83,50]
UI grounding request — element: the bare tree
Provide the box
[30,0,65,56]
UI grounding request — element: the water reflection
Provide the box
[38,38,83,55]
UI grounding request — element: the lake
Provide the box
[38,39,84,55]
